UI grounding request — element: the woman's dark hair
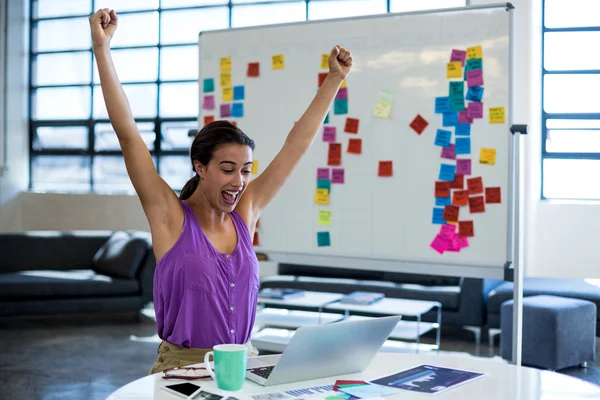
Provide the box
[179,121,255,200]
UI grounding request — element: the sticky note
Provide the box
[439,224,456,239]
[449,81,464,100]
[443,205,460,222]
[443,112,458,127]
[323,126,336,142]
[377,89,395,104]
[202,95,214,110]
[247,62,260,77]
[435,181,451,198]
[378,161,393,177]
[272,54,284,70]
[347,138,362,154]
[231,102,244,118]
[466,69,484,87]
[457,236,469,248]
[336,88,348,100]
[373,102,392,119]
[489,107,506,124]
[432,208,446,225]
[436,197,451,206]
[344,118,359,134]
[467,45,483,60]
[203,78,215,93]
[459,221,474,237]
[233,86,245,100]
[253,231,260,246]
[465,58,483,72]
[328,143,342,166]
[447,61,463,79]
[455,138,471,155]
[458,110,473,125]
[435,97,450,113]
[220,104,231,118]
[222,87,233,101]
[317,168,330,180]
[220,57,232,72]
[203,115,214,125]
[466,86,484,102]
[435,129,452,147]
[332,168,344,184]
[249,160,258,175]
[451,49,467,66]
[324,113,330,124]
[220,72,231,87]
[314,188,329,205]
[450,97,465,112]
[480,148,497,165]
[451,174,464,189]
[439,164,456,181]
[467,102,483,119]
[486,187,502,203]
[456,159,472,175]
[441,144,456,160]
[317,231,331,247]
[341,79,347,88]
[318,210,332,225]
[469,196,486,213]
[317,179,331,192]
[318,72,328,87]
[334,99,348,115]
[430,235,449,253]
[321,54,329,69]
[467,177,484,194]
[452,190,469,206]
[410,114,429,135]
[455,124,471,136]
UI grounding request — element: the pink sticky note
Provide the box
[451,49,467,66]
[466,69,484,87]
[202,95,215,110]
[439,224,456,240]
[323,126,336,142]
[220,104,231,117]
[458,110,473,124]
[430,235,450,254]
[317,168,330,180]
[441,144,456,160]
[335,88,348,100]
[457,236,469,249]
[447,238,461,252]
[467,102,483,119]
[332,168,345,184]
[456,159,472,175]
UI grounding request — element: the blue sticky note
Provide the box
[450,97,465,111]
[317,179,331,192]
[324,113,330,124]
[436,196,451,206]
[439,164,456,181]
[233,85,245,100]
[435,97,450,113]
[455,124,471,136]
[334,99,348,115]
[465,58,483,72]
[231,102,244,117]
[455,137,471,155]
[203,78,214,93]
[443,112,458,127]
[317,231,331,247]
[432,207,446,224]
[449,81,464,99]
[435,129,452,147]
[466,86,484,102]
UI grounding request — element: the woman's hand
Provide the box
[328,45,353,81]
[89,8,118,49]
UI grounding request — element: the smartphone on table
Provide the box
[160,382,203,398]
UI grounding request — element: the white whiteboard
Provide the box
[198,4,515,278]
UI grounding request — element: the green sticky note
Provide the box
[324,112,330,124]
[317,231,331,247]
[450,97,465,111]
[203,78,214,93]
[317,179,331,192]
[449,81,464,100]
[334,99,348,115]
[465,58,483,71]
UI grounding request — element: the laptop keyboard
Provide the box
[249,365,275,379]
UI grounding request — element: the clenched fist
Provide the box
[328,45,353,81]
[89,8,118,49]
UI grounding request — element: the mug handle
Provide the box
[204,351,216,380]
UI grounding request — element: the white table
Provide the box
[107,352,600,400]
[257,291,344,309]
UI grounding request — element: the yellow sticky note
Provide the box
[341,79,347,89]
[220,72,231,87]
[220,57,232,72]
[467,45,483,60]
[251,160,259,175]
[447,220,458,226]
[480,148,497,166]
[318,210,331,225]
[222,87,233,102]
[314,188,329,205]
[489,106,506,124]
[373,102,392,119]
[321,54,329,69]
[272,54,285,70]
[446,61,462,78]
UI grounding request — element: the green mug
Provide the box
[204,344,248,391]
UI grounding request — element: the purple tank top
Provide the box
[153,200,260,348]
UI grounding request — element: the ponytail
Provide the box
[179,175,200,200]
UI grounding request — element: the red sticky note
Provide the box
[378,161,393,177]
[467,177,484,195]
[347,138,362,154]
[410,114,429,135]
[451,174,464,190]
[459,221,474,237]
[334,380,367,391]
[328,143,342,166]
[435,181,451,198]
[318,72,328,87]
[231,121,237,126]
[486,187,502,203]
[452,190,469,206]
[443,205,460,222]
[344,118,360,134]
[247,62,260,77]
[469,196,486,213]
[253,231,260,246]
[203,115,215,125]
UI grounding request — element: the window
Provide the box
[542,0,600,199]
[30,0,466,193]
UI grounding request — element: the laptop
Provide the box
[246,315,402,387]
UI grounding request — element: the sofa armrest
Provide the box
[92,231,152,279]
[137,249,156,304]
[455,278,504,327]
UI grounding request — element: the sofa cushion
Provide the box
[0,270,139,300]
[92,231,149,279]
[381,272,461,287]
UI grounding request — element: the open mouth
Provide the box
[221,190,240,206]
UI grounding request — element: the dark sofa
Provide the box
[0,230,156,317]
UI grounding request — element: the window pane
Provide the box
[35,18,91,52]
[309,0,386,20]
[546,130,600,153]
[545,0,600,28]
[547,119,600,129]
[233,0,294,3]
[544,32,600,71]
[390,0,465,13]
[161,8,229,45]
[232,2,306,28]
[35,0,91,19]
[93,48,158,83]
[162,0,228,7]
[93,156,135,194]
[544,159,600,199]
[95,122,155,151]
[161,155,194,190]
[160,46,198,81]
[34,87,91,120]
[34,52,91,85]
[161,121,196,150]
[160,82,199,117]
[94,0,159,12]
[110,12,159,47]
[34,126,89,150]
[544,74,600,113]
[32,156,91,193]
[94,84,157,118]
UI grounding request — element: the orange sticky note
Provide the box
[318,72,328,87]
[247,62,260,77]
[451,174,464,190]
[203,115,215,125]
[378,161,393,177]
[347,138,362,154]
[486,187,502,204]
[458,221,474,237]
[467,177,484,195]
[469,196,486,213]
[344,118,359,134]
[435,181,451,198]
[328,143,342,166]
[443,205,460,222]
[253,231,260,246]
[452,190,469,206]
